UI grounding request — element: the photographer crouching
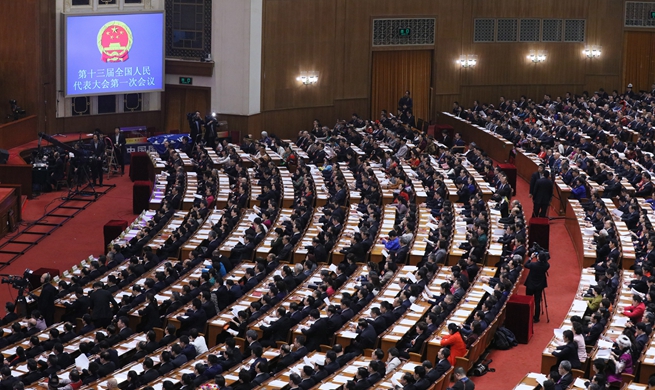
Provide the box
[524,243,550,323]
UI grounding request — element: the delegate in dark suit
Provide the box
[532,174,554,218]
[301,317,329,351]
[38,282,58,326]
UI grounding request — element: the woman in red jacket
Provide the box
[440,323,467,366]
[621,294,646,323]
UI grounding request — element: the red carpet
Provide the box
[471,172,581,389]
[0,171,137,305]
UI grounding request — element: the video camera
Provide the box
[8,99,26,120]
[530,242,550,262]
[1,269,33,290]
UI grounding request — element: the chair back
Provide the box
[438,366,454,390]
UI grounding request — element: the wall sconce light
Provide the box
[527,50,547,63]
[457,55,477,68]
[296,72,319,85]
[583,45,602,58]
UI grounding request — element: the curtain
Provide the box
[371,50,432,124]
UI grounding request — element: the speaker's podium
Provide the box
[505,294,534,344]
[529,217,550,250]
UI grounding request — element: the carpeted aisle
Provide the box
[0,171,137,306]
[471,172,581,389]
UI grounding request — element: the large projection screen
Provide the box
[64,12,164,97]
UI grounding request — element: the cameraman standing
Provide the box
[525,251,550,323]
[37,273,58,326]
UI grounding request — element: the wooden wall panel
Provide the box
[54,111,164,136]
[261,0,625,126]
[0,116,38,151]
[0,2,39,130]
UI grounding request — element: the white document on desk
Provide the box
[481,284,495,295]
[75,354,89,370]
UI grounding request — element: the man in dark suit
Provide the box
[37,273,58,326]
[602,172,623,198]
[0,366,18,390]
[301,309,329,351]
[1,303,17,326]
[140,357,160,385]
[97,351,117,378]
[89,282,118,328]
[63,286,90,322]
[349,319,377,354]
[89,133,105,186]
[333,183,347,206]
[251,360,271,386]
[414,366,431,390]
[274,345,296,373]
[427,348,452,382]
[584,313,603,345]
[188,111,204,144]
[276,236,294,262]
[552,361,573,390]
[391,236,411,264]
[177,299,207,333]
[171,344,189,368]
[112,127,127,175]
[398,322,430,359]
[117,316,134,340]
[524,252,550,323]
[532,170,554,218]
[21,360,43,385]
[367,308,388,335]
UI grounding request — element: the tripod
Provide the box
[66,159,97,200]
[541,288,550,323]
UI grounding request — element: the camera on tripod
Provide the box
[1,269,33,290]
[530,242,550,262]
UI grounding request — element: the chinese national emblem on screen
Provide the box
[97,21,133,62]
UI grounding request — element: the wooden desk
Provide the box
[318,355,373,388]
[437,112,514,164]
[369,205,398,264]
[379,265,450,357]
[180,210,224,261]
[259,351,326,389]
[204,263,286,344]
[425,267,497,363]
[293,207,324,263]
[308,164,329,207]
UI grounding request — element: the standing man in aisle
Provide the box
[532,170,554,218]
[90,133,105,187]
[524,251,550,323]
[113,127,126,175]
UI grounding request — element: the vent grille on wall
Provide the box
[474,19,495,42]
[372,18,436,46]
[564,19,586,42]
[542,19,563,41]
[497,19,518,41]
[474,18,583,42]
[519,19,540,42]
[625,2,655,27]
